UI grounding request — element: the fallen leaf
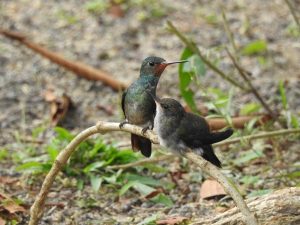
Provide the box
[144,188,163,199]
[43,89,56,102]
[156,216,189,225]
[200,179,226,199]
[0,192,26,214]
[0,217,5,225]
[108,2,124,18]
[0,176,18,184]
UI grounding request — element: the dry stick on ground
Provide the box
[225,47,283,128]
[29,122,257,225]
[108,128,300,170]
[0,28,127,91]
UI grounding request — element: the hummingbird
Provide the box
[150,95,233,167]
[120,56,188,157]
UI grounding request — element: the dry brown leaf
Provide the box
[144,188,163,199]
[0,192,26,214]
[156,216,189,225]
[0,176,18,185]
[200,179,226,199]
[108,2,124,18]
[0,217,5,225]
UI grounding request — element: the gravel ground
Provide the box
[0,0,299,224]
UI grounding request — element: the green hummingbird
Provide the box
[149,95,233,167]
[120,56,188,157]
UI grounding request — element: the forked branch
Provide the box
[29,121,257,225]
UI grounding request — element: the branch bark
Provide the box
[192,187,300,225]
[29,121,257,225]
[0,29,127,91]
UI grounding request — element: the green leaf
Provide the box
[190,54,206,77]
[151,193,174,207]
[124,174,162,187]
[291,114,299,128]
[248,189,272,197]
[119,181,155,196]
[233,149,264,165]
[46,145,59,162]
[16,161,51,173]
[240,103,261,115]
[284,171,300,179]
[240,175,260,185]
[136,214,159,225]
[119,181,138,196]
[54,127,74,141]
[279,80,287,110]
[90,175,103,192]
[83,161,106,173]
[178,47,198,112]
[242,40,267,55]
[0,148,8,160]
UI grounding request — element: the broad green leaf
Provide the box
[16,161,51,173]
[279,80,287,110]
[291,114,299,128]
[136,214,159,225]
[248,189,272,197]
[179,47,198,112]
[242,40,267,55]
[240,175,260,185]
[151,193,174,207]
[233,149,264,165]
[133,183,156,196]
[90,175,103,192]
[119,181,138,196]
[54,127,74,141]
[124,174,162,187]
[83,161,105,173]
[240,103,261,115]
[190,54,206,77]
[284,171,300,179]
[46,145,59,162]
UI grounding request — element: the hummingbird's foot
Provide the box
[119,121,129,129]
[141,127,150,135]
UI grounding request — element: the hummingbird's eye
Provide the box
[149,61,155,66]
[161,104,169,109]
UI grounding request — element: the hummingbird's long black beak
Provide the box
[155,60,188,76]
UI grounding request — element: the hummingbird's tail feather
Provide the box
[204,128,234,144]
[131,134,152,157]
[202,145,222,168]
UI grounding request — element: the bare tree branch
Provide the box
[29,121,257,225]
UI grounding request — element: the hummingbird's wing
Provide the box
[121,90,127,117]
[178,113,211,148]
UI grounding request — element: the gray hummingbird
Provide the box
[150,95,233,167]
[120,56,188,157]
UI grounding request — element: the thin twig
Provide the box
[166,21,248,90]
[225,48,283,127]
[107,154,175,170]
[221,7,238,56]
[29,121,255,225]
[185,151,258,225]
[284,0,300,30]
[213,127,300,147]
[108,128,300,171]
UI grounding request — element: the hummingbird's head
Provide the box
[151,95,185,118]
[140,56,188,77]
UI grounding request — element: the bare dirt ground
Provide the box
[0,0,299,224]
